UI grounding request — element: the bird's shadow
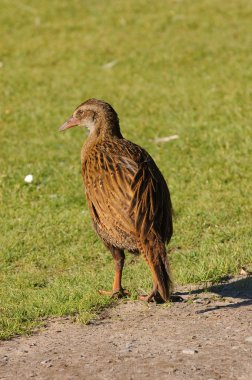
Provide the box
[175,276,252,313]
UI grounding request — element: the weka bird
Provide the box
[59,99,173,302]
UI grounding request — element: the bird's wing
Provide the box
[128,152,173,243]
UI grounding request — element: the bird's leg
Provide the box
[112,249,125,294]
[99,248,130,298]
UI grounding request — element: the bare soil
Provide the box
[0,275,252,380]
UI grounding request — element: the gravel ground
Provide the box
[0,275,252,380]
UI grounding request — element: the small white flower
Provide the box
[24,174,33,183]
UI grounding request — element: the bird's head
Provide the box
[59,98,122,138]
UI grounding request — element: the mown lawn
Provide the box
[0,0,251,339]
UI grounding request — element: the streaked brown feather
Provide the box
[82,137,172,248]
[63,98,173,301]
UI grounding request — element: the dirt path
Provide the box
[0,276,252,380]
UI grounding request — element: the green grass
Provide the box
[1,0,252,339]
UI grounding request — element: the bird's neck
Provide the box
[81,120,123,161]
[88,117,123,140]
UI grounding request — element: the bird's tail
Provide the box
[138,236,173,302]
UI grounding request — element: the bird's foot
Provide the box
[98,288,130,299]
[138,294,154,302]
[138,290,160,303]
[138,293,184,303]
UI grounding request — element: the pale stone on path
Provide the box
[182,348,198,355]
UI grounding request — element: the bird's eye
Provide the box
[76,109,84,117]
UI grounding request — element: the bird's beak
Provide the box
[59,116,80,131]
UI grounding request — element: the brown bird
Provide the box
[59,99,173,302]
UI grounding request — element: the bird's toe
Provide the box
[98,288,130,299]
